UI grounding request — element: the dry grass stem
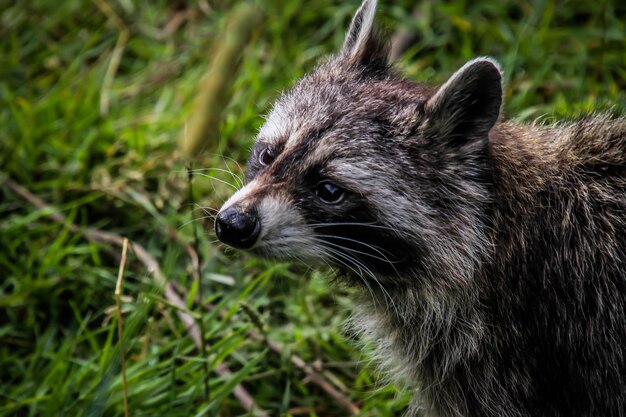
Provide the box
[115,238,130,417]
[3,177,267,416]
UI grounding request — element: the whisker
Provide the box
[319,235,405,288]
[322,239,402,265]
[193,203,218,215]
[216,153,245,177]
[317,238,400,317]
[194,151,245,172]
[190,173,239,190]
[309,221,404,236]
[185,167,244,188]
[323,247,381,309]
[178,214,216,229]
[319,234,400,260]
[222,161,244,189]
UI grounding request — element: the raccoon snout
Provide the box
[215,206,261,250]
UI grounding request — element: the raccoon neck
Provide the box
[348,122,578,376]
[348,277,485,383]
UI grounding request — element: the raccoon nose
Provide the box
[215,206,261,249]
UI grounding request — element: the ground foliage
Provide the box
[1,0,624,416]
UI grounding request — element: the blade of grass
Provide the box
[115,238,130,417]
[3,176,268,417]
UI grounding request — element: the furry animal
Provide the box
[215,1,626,415]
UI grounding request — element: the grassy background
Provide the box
[1,0,624,416]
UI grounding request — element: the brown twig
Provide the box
[254,329,360,414]
[115,238,130,417]
[165,284,267,415]
[2,176,268,417]
[170,242,361,414]
[199,300,360,415]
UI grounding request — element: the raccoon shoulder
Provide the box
[490,116,626,177]
[557,115,626,170]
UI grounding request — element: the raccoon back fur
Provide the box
[214,1,626,416]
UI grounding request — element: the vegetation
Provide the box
[1,0,624,416]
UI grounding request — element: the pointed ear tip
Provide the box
[426,57,504,113]
[359,0,379,21]
[363,0,378,9]
[469,57,504,79]
[341,0,384,63]
[355,0,378,16]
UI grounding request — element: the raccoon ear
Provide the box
[340,0,388,70]
[425,58,503,144]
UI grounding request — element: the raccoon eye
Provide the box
[315,181,345,205]
[258,148,275,167]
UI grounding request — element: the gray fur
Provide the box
[217,1,626,416]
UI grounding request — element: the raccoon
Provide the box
[214,1,626,416]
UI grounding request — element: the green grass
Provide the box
[0,0,624,416]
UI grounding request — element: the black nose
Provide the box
[215,206,261,249]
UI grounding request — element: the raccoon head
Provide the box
[216,0,503,290]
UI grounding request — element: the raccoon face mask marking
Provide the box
[216,0,501,286]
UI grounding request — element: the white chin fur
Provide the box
[253,196,327,262]
[220,185,326,263]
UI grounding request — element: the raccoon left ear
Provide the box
[340,0,388,71]
[425,58,503,144]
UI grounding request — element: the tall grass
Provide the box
[1,0,624,416]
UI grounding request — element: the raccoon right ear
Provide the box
[425,58,503,144]
[340,0,388,71]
